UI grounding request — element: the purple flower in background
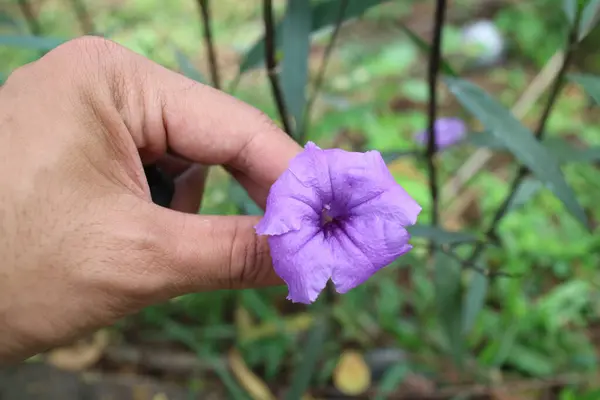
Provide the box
[255,142,421,304]
[414,117,467,150]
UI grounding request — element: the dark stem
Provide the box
[299,0,348,143]
[17,0,42,36]
[68,0,95,34]
[425,0,448,253]
[466,19,580,264]
[262,0,294,137]
[197,0,221,89]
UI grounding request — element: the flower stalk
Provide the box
[425,0,448,253]
[262,0,294,137]
[196,0,221,89]
[300,0,349,144]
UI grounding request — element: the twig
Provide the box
[17,0,42,36]
[299,0,349,143]
[425,0,448,253]
[466,18,580,263]
[67,0,95,34]
[197,0,221,89]
[439,246,517,278]
[262,0,293,137]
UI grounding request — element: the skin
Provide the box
[0,36,302,364]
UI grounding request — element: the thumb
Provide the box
[141,203,282,296]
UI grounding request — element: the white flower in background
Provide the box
[461,19,506,67]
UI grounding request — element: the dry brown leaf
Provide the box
[228,348,276,400]
[332,350,371,396]
[46,329,109,371]
[387,158,427,183]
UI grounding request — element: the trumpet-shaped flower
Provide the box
[414,117,467,150]
[255,142,421,304]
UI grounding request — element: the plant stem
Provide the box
[67,0,95,34]
[299,0,348,144]
[197,0,221,89]
[425,0,448,253]
[467,18,580,264]
[262,0,293,137]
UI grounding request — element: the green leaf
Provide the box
[281,0,312,137]
[285,317,327,400]
[395,23,457,77]
[0,34,67,51]
[434,251,464,365]
[374,363,409,400]
[468,131,600,164]
[445,76,588,229]
[563,0,579,26]
[569,73,600,104]
[229,181,263,216]
[174,49,205,83]
[507,178,544,211]
[165,321,251,400]
[461,272,488,334]
[0,12,21,31]
[579,0,600,39]
[380,149,420,163]
[239,0,388,73]
[464,131,505,149]
[407,224,480,245]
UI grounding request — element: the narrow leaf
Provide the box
[0,12,21,30]
[380,149,420,163]
[395,23,457,76]
[0,34,67,50]
[507,178,544,211]
[374,363,409,400]
[281,0,312,136]
[175,49,205,83]
[468,132,600,164]
[434,251,464,365]
[461,272,488,334]
[239,0,388,73]
[569,73,600,104]
[285,317,327,400]
[579,0,600,40]
[408,224,480,245]
[230,181,263,216]
[445,77,588,229]
[563,0,579,26]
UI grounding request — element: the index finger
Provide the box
[46,37,302,207]
[130,46,302,205]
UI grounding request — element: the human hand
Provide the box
[0,36,301,364]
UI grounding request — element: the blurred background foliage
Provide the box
[2,0,600,399]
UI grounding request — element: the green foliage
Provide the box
[445,76,588,229]
[3,0,600,396]
[280,0,311,138]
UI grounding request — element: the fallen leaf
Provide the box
[228,348,276,400]
[46,329,109,371]
[333,350,371,396]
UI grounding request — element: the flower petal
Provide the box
[268,226,344,304]
[331,215,413,293]
[323,148,421,225]
[255,142,331,236]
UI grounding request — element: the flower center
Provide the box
[321,204,334,227]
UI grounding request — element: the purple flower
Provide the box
[414,117,467,150]
[255,142,422,304]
